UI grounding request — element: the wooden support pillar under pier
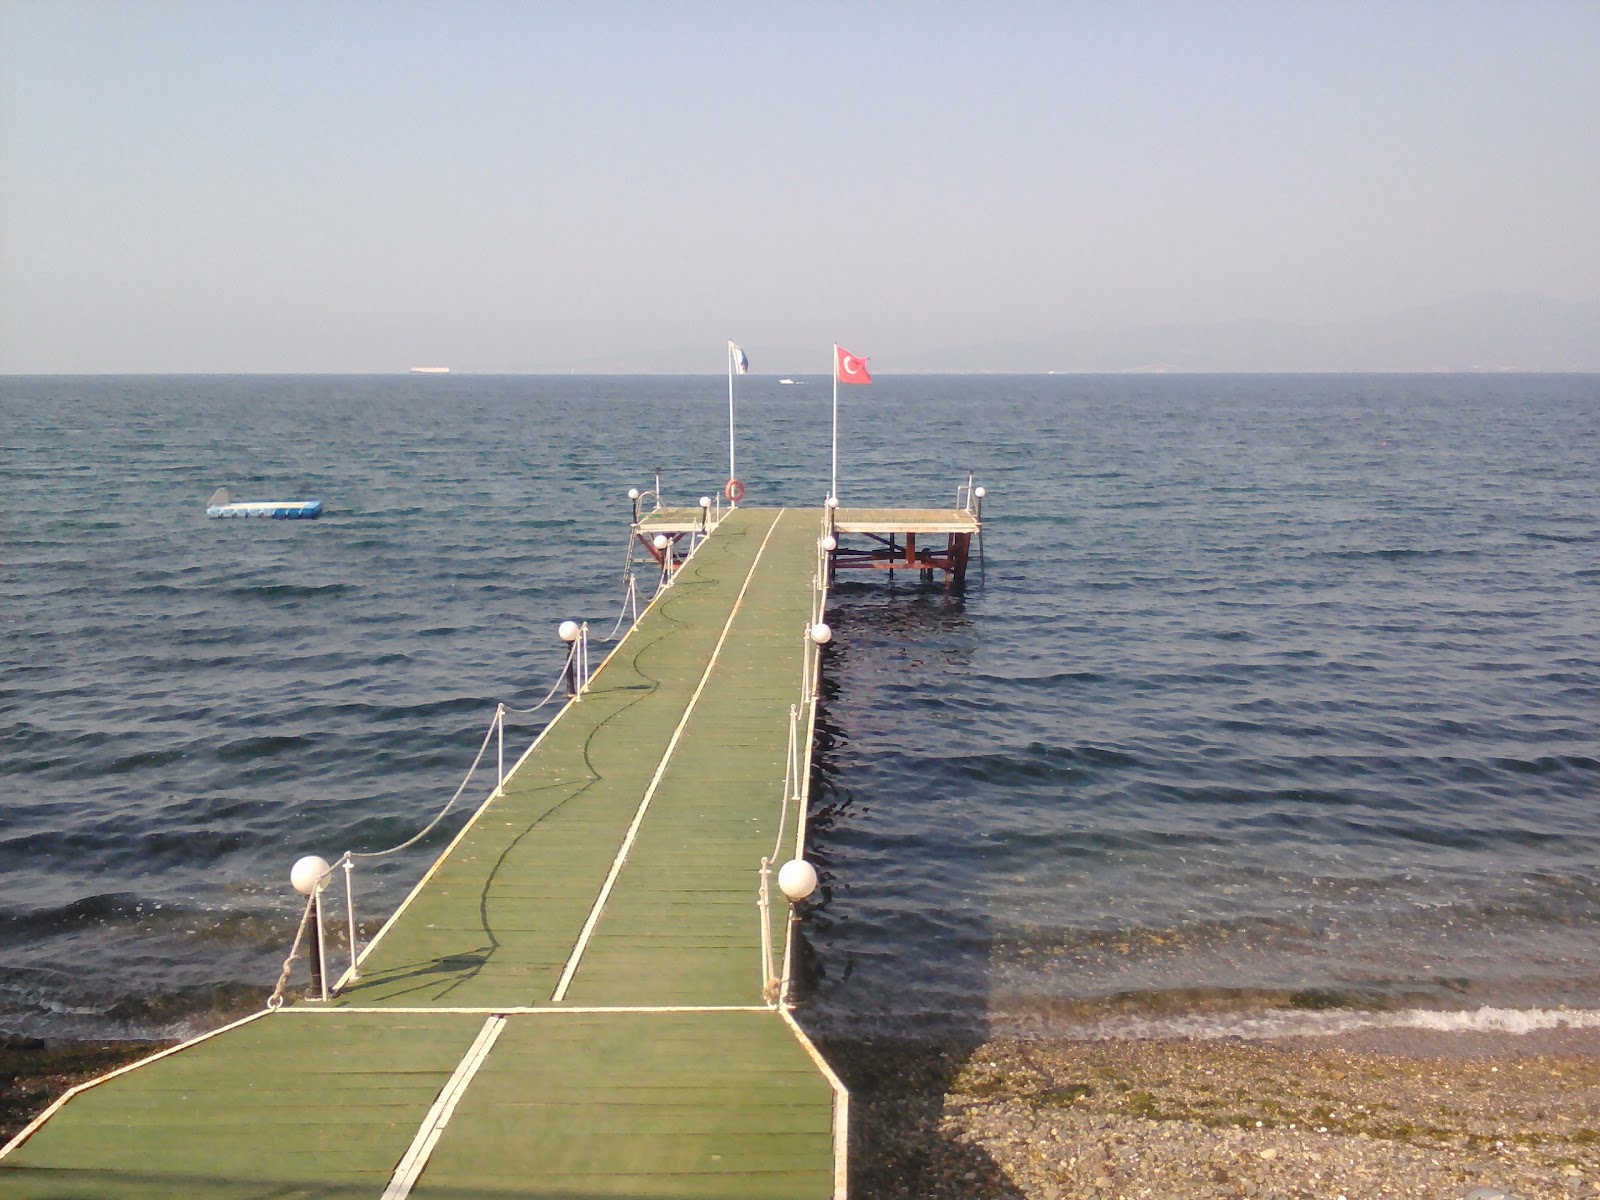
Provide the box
[828,507,980,591]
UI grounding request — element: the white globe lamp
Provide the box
[291,855,331,897]
[778,859,819,902]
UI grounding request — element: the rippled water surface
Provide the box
[3,374,1597,1041]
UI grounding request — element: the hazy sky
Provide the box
[3,1,1597,373]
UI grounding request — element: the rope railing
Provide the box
[272,625,591,1003]
[755,508,839,1008]
[957,470,986,520]
[275,484,860,1010]
[603,533,642,641]
[265,891,320,1011]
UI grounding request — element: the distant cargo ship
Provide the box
[410,366,450,374]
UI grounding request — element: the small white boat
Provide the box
[206,488,323,520]
[779,378,799,385]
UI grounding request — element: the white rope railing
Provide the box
[957,470,986,520]
[604,564,641,641]
[651,534,676,594]
[266,891,319,1011]
[273,629,587,1002]
[603,528,644,642]
[755,514,839,1008]
[757,702,808,1001]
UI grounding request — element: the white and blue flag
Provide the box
[728,341,749,374]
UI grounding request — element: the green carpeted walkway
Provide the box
[2,507,845,1200]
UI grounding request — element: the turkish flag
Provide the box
[835,346,871,384]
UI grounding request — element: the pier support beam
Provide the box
[830,529,975,590]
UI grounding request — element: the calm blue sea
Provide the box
[2,374,1598,1044]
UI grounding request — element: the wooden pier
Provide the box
[828,507,980,590]
[1,493,980,1198]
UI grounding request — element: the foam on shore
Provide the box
[1000,1003,1600,1043]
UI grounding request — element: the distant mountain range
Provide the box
[897,294,1600,374]
[504,294,1599,375]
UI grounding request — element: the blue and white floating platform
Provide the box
[206,488,323,520]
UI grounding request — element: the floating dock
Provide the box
[2,493,982,1198]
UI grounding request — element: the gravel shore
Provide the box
[824,1030,1600,1200]
[8,1028,1600,1198]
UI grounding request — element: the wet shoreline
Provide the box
[0,1036,169,1147]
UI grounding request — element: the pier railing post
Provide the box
[653,534,673,589]
[496,703,505,791]
[758,856,775,1003]
[559,621,584,699]
[309,887,329,1001]
[805,622,831,702]
[342,854,361,983]
[789,704,800,803]
[775,859,819,1007]
[290,856,333,1002]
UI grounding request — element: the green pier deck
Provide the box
[1,507,847,1200]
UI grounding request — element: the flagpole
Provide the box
[830,343,839,502]
[727,341,736,485]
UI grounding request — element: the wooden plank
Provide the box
[0,1012,487,1199]
[411,1011,834,1199]
[563,510,819,1008]
[337,510,783,1009]
[832,506,978,534]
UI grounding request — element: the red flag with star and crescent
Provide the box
[835,346,871,384]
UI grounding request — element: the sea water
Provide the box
[2,373,1597,1044]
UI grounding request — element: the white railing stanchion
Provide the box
[312,884,329,1002]
[496,704,505,792]
[788,704,800,802]
[799,625,811,704]
[558,621,583,700]
[342,853,361,982]
[758,856,775,1003]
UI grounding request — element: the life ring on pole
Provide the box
[725,478,745,503]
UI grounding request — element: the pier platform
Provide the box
[2,490,980,1197]
[829,506,981,590]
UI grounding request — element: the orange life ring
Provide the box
[725,478,745,503]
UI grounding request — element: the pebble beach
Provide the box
[827,1030,1600,1199]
